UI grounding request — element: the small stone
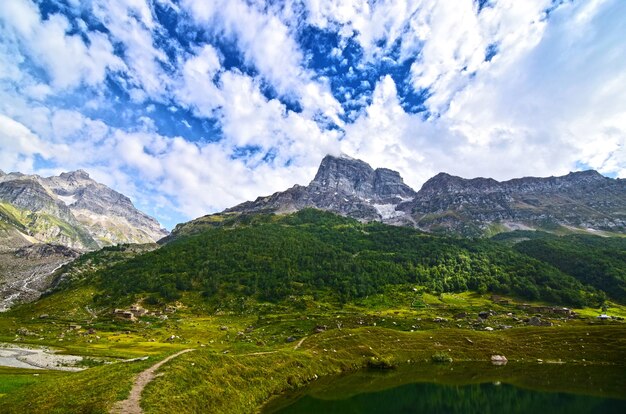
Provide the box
[491,355,508,365]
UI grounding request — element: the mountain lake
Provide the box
[263,362,626,413]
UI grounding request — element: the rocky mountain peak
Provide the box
[309,155,415,202]
[563,170,606,183]
[419,173,499,195]
[0,169,168,249]
[309,154,376,198]
[60,169,90,180]
[54,169,94,191]
[405,169,624,236]
[226,154,415,222]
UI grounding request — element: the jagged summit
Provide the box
[0,168,169,310]
[227,154,416,221]
[223,156,624,236]
[419,169,609,195]
[59,169,90,179]
[403,168,624,236]
[0,169,168,249]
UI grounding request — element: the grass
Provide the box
[0,286,625,413]
[139,325,626,414]
[0,356,155,413]
[0,367,64,398]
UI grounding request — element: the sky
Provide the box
[0,0,625,230]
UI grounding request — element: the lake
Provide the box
[263,362,626,413]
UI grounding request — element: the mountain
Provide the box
[0,169,168,309]
[0,169,168,249]
[207,155,625,238]
[401,170,626,236]
[226,154,416,221]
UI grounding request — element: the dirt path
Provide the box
[110,349,195,414]
[294,336,307,350]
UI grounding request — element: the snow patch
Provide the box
[373,204,403,220]
[57,194,77,206]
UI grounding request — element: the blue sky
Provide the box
[0,0,625,229]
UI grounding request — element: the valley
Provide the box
[0,209,624,413]
[0,285,624,413]
[2,1,624,412]
[0,158,625,413]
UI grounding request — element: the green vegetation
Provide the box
[512,233,626,303]
[83,210,604,308]
[0,356,154,413]
[0,201,98,249]
[1,286,625,413]
[0,202,31,234]
[1,210,625,413]
[431,352,453,363]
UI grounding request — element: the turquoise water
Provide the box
[264,363,626,414]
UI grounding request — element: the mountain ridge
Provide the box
[214,155,625,238]
[0,169,168,249]
[0,169,169,310]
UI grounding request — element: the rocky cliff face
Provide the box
[43,170,169,246]
[227,154,416,221]
[221,155,625,237]
[0,170,168,249]
[0,169,168,310]
[399,170,626,236]
[0,243,79,311]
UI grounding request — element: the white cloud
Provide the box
[0,0,125,89]
[174,44,224,117]
[90,0,169,100]
[0,0,624,231]
[0,114,52,172]
[341,0,626,185]
[182,0,344,124]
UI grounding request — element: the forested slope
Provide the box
[86,210,603,307]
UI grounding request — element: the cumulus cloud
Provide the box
[0,114,53,172]
[182,0,344,123]
[0,0,624,229]
[338,0,626,186]
[90,0,171,101]
[0,0,125,89]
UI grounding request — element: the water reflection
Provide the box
[264,363,626,414]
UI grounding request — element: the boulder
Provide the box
[491,355,508,365]
[527,316,552,326]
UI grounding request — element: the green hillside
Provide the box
[510,233,626,302]
[71,209,604,308]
